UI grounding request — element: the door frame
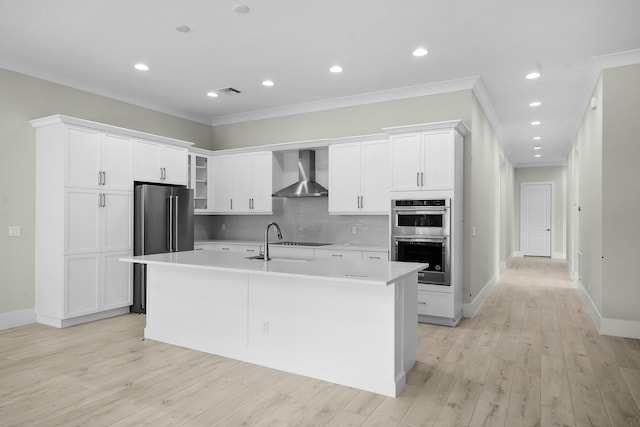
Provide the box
[520,181,553,257]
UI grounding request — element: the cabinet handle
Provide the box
[246,249,256,253]
[98,171,102,186]
[221,247,230,251]
[102,171,106,186]
[369,256,381,260]
[360,196,364,209]
[421,172,424,186]
[230,199,233,210]
[331,254,343,258]
[160,167,164,180]
[417,172,420,186]
[163,167,167,180]
[418,301,427,305]
[97,193,101,207]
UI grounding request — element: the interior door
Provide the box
[521,183,551,257]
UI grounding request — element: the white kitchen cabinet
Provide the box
[417,290,454,318]
[210,152,273,214]
[268,246,315,258]
[389,131,456,191]
[386,123,467,193]
[64,251,132,318]
[329,139,389,214]
[65,126,133,191]
[64,189,132,255]
[31,114,193,327]
[189,153,210,212]
[134,139,188,185]
[313,249,361,260]
[362,251,389,261]
[201,243,261,255]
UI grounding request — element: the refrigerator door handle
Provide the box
[167,196,173,252]
[174,195,179,251]
[141,265,146,311]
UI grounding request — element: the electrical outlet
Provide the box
[351,225,357,234]
[221,223,226,231]
[262,321,270,335]
[8,226,21,237]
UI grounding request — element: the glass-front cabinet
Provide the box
[188,151,210,213]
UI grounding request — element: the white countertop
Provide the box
[121,250,423,286]
[195,239,389,253]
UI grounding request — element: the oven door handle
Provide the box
[394,236,447,244]
[394,209,449,216]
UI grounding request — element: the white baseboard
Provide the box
[500,253,515,271]
[576,280,640,339]
[0,308,36,330]
[463,271,499,319]
[552,251,566,260]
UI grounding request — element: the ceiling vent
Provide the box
[217,87,242,95]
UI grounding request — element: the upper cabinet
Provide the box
[329,139,390,214]
[385,121,468,194]
[65,127,133,191]
[188,152,210,213]
[134,139,189,185]
[210,151,274,214]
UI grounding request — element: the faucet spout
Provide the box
[263,222,283,261]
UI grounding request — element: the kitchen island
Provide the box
[121,250,425,397]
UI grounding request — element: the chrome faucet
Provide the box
[263,222,283,261]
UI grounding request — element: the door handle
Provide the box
[174,195,179,251]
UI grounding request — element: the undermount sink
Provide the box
[245,255,310,263]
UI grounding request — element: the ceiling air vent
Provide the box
[218,87,242,95]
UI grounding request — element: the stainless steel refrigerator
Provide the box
[132,183,194,313]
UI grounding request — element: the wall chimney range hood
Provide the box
[272,150,328,198]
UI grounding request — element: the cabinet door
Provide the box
[233,155,252,212]
[249,152,273,213]
[134,140,163,182]
[210,156,235,213]
[423,131,454,190]
[191,154,209,211]
[360,140,390,213]
[101,191,132,252]
[328,143,361,213]
[102,251,132,310]
[390,133,422,191]
[65,189,100,254]
[64,254,99,318]
[102,133,133,190]
[66,127,101,188]
[163,146,188,185]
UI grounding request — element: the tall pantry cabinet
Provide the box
[31,115,192,327]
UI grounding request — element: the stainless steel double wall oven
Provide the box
[391,199,451,286]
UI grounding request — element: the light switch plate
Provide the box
[8,226,21,237]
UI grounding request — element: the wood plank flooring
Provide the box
[1,257,639,426]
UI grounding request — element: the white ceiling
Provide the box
[1,0,640,166]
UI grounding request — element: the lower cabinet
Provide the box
[417,290,454,319]
[64,251,132,319]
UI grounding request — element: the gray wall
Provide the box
[514,166,567,258]
[568,63,640,325]
[0,67,214,314]
[602,64,640,321]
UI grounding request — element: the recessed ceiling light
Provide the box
[206,91,219,98]
[134,63,149,71]
[329,65,343,73]
[234,4,250,14]
[533,145,542,150]
[175,25,191,33]
[534,154,542,158]
[533,136,542,140]
[526,72,541,80]
[529,101,542,107]
[262,80,275,87]
[531,121,541,126]
[412,47,429,57]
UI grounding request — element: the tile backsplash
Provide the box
[195,197,389,247]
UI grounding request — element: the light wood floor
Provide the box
[2,257,639,426]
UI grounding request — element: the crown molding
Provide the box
[592,48,640,71]
[211,77,479,126]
